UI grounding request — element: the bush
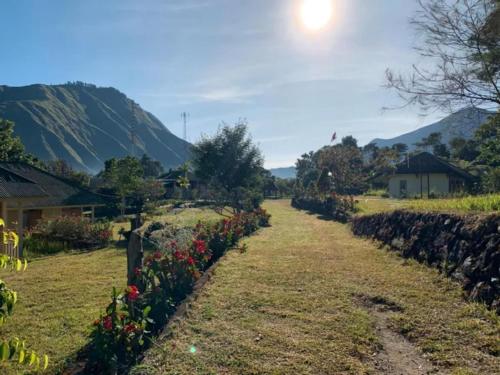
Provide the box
[25,216,112,255]
[88,208,271,373]
[291,193,356,223]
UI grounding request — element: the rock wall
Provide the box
[351,211,500,312]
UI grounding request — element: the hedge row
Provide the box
[291,195,355,223]
[86,208,271,373]
[351,210,500,312]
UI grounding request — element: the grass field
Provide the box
[407,193,500,213]
[139,200,499,375]
[0,206,222,374]
[355,194,500,216]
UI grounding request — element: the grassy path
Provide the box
[140,200,499,375]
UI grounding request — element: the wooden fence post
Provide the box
[127,229,144,286]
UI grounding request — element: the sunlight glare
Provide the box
[300,0,333,31]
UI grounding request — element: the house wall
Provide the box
[6,207,83,229]
[388,173,450,198]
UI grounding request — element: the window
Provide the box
[399,180,407,197]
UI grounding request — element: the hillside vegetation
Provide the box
[0,83,190,173]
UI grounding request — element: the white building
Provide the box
[388,152,475,198]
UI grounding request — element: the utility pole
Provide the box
[181,112,189,145]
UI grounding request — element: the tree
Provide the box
[449,137,480,161]
[295,151,321,192]
[192,122,264,213]
[317,143,365,195]
[45,159,91,187]
[140,154,164,178]
[391,143,409,156]
[102,157,144,216]
[341,135,358,148]
[386,0,499,111]
[0,118,38,164]
[316,167,332,195]
[475,112,500,167]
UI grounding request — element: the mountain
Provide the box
[370,107,494,150]
[0,83,190,173]
[269,167,296,179]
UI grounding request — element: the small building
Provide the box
[0,162,105,255]
[388,152,476,198]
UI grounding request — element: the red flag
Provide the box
[331,132,337,143]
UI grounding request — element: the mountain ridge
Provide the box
[369,107,494,150]
[0,83,190,173]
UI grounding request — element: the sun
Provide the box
[300,0,333,31]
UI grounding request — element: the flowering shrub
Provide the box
[0,219,48,370]
[88,208,271,372]
[26,216,112,255]
[291,193,356,223]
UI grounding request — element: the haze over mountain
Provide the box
[369,107,493,150]
[269,167,296,179]
[0,83,190,173]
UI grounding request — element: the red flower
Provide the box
[124,323,137,334]
[153,251,162,260]
[173,250,185,261]
[193,239,207,254]
[187,256,195,265]
[103,316,113,331]
[169,240,178,249]
[127,285,140,301]
[134,267,142,276]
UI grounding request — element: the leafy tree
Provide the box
[391,143,408,156]
[317,142,365,195]
[475,112,500,167]
[0,118,38,164]
[140,154,164,178]
[449,137,480,161]
[386,0,500,111]
[295,151,321,192]
[44,159,91,187]
[362,143,380,163]
[316,167,332,195]
[341,135,358,148]
[102,156,144,215]
[192,122,264,213]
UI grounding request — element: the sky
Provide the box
[0,0,446,168]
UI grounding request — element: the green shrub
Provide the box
[25,216,112,256]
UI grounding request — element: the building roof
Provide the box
[0,162,106,208]
[394,152,476,181]
[0,169,48,199]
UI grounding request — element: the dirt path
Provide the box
[140,200,499,375]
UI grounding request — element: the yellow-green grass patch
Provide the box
[141,200,499,374]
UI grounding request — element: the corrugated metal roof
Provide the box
[0,169,47,199]
[395,152,476,181]
[0,163,106,207]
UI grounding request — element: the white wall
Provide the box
[389,173,450,198]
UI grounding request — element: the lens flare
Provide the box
[300,0,333,31]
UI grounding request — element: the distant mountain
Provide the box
[0,83,190,173]
[370,107,494,150]
[269,167,296,179]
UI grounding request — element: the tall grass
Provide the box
[408,194,500,213]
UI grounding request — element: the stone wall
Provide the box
[351,210,500,312]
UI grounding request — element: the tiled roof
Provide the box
[0,162,106,208]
